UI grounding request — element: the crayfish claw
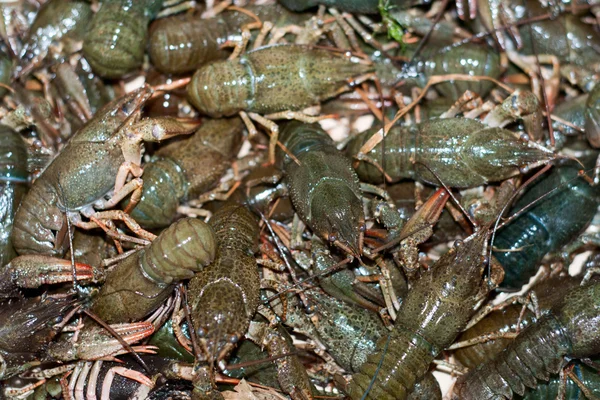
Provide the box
[6,255,97,289]
[399,188,449,241]
[107,322,157,345]
[46,322,155,362]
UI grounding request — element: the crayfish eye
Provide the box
[359,223,366,233]
[227,334,239,344]
[52,316,63,325]
[482,255,490,266]
[328,233,337,242]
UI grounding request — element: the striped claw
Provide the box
[6,255,97,288]
[46,322,155,362]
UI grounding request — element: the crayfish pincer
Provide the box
[345,227,503,399]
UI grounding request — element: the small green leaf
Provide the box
[379,0,405,47]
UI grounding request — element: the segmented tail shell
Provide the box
[148,4,312,74]
[416,42,500,100]
[129,158,185,229]
[148,13,230,74]
[83,0,161,78]
[209,203,260,251]
[187,61,248,117]
[520,360,600,399]
[141,218,217,284]
[454,305,533,369]
[130,118,244,229]
[91,217,217,323]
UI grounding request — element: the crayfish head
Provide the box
[191,281,246,366]
[311,183,365,258]
[437,226,494,300]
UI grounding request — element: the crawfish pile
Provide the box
[1,0,600,399]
